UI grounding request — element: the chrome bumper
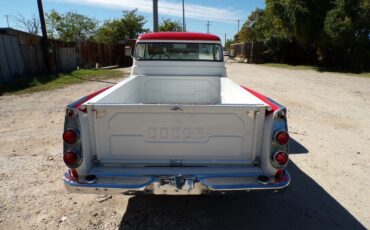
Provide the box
[64,171,291,195]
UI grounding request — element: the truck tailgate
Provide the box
[88,104,266,165]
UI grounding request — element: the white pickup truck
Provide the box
[63,32,290,195]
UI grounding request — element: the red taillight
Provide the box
[63,129,78,144]
[275,169,284,178]
[63,151,80,167]
[274,151,289,165]
[69,169,79,181]
[275,131,289,145]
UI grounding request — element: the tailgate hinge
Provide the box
[93,109,106,118]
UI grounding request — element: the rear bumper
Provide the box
[64,171,291,195]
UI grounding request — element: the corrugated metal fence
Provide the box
[0,28,133,84]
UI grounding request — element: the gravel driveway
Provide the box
[0,63,368,229]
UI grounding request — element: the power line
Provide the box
[166,0,180,15]
[206,20,211,33]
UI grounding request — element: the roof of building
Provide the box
[138,32,221,41]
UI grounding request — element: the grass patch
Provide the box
[347,72,370,78]
[0,69,123,95]
[261,63,319,71]
[260,63,370,78]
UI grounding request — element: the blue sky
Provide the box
[0,0,265,43]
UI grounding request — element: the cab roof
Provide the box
[138,32,221,41]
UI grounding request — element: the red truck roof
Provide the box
[138,32,221,41]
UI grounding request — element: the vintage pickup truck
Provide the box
[63,32,290,195]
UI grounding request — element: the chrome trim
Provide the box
[64,171,291,195]
[63,107,83,169]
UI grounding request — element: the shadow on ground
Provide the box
[289,137,309,154]
[120,142,365,230]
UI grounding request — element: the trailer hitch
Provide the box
[159,175,194,190]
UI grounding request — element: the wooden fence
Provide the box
[0,34,25,83]
[0,28,133,84]
[230,42,266,64]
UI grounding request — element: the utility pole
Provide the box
[182,0,186,32]
[237,19,240,32]
[206,21,211,34]
[37,0,51,73]
[153,0,159,32]
[224,33,227,47]
[5,15,10,27]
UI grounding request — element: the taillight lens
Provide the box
[274,151,289,165]
[63,129,78,144]
[63,151,80,168]
[275,169,284,178]
[275,131,289,145]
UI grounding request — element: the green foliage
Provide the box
[94,9,148,44]
[225,39,235,50]
[321,0,370,69]
[235,0,370,71]
[0,69,122,95]
[236,9,268,42]
[261,63,370,78]
[46,10,98,42]
[46,10,61,39]
[159,18,183,32]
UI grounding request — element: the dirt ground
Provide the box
[0,63,369,230]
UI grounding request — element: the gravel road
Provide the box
[0,63,369,230]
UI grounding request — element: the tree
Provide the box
[322,0,370,70]
[14,14,40,35]
[235,9,264,42]
[45,10,61,39]
[235,0,369,70]
[159,18,182,32]
[46,10,98,42]
[94,9,148,44]
[225,39,234,50]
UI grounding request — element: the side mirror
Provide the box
[124,46,132,57]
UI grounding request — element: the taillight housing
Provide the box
[271,151,289,168]
[274,131,289,145]
[66,108,76,117]
[63,151,81,168]
[63,129,79,144]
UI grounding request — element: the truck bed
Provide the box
[88,75,268,105]
[85,76,268,166]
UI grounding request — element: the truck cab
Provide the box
[63,32,290,195]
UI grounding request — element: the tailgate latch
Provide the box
[170,106,183,112]
[170,160,183,167]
